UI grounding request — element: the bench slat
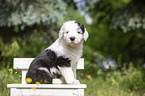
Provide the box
[7,84,87,89]
[10,88,79,96]
[13,58,84,69]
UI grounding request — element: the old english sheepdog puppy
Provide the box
[26,21,89,84]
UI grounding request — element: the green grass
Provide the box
[80,77,141,96]
[0,68,21,96]
[0,64,145,96]
[79,66,145,96]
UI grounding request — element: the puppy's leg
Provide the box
[52,78,63,84]
[58,66,80,84]
[26,69,53,84]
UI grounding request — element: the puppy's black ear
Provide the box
[75,21,85,33]
[75,21,89,41]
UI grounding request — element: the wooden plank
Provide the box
[9,88,78,96]
[22,70,27,84]
[13,58,84,69]
[77,58,84,69]
[78,89,84,96]
[7,84,87,89]
[10,88,16,96]
[13,58,34,69]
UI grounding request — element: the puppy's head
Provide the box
[59,21,89,47]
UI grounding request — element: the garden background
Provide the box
[0,0,145,96]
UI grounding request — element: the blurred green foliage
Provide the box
[0,36,47,68]
[0,0,145,74]
[111,0,145,32]
[1,0,145,67]
[85,0,145,64]
[0,0,66,27]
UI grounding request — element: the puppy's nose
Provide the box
[70,36,75,41]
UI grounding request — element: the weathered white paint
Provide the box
[13,58,84,69]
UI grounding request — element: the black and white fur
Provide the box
[26,21,89,84]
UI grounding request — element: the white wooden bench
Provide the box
[7,58,87,96]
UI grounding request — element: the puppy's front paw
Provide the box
[66,78,80,85]
[72,79,80,85]
[52,78,63,84]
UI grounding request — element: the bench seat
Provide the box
[7,58,87,96]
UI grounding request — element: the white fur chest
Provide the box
[47,38,83,67]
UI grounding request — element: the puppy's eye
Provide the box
[78,31,82,34]
[66,31,69,34]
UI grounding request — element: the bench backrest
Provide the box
[13,58,84,84]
